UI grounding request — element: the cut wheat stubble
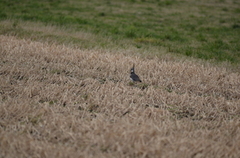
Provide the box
[0,35,240,158]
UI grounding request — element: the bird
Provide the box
[130,64,142,82]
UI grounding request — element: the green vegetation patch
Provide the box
[0,0,240,64]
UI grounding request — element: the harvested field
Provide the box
[0,35,240,158]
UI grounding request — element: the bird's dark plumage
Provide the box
[130,64,142,82]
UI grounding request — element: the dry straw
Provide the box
[0,35,240,158]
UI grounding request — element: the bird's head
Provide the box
[130,64,135,74]
[130,68,134,74]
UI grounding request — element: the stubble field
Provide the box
[0,35,239,157]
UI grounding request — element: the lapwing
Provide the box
[130,64,142,82]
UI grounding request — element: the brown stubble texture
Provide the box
[0,35,240,158]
